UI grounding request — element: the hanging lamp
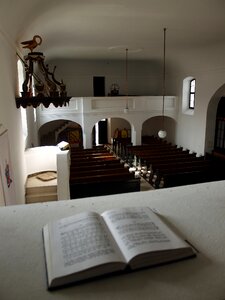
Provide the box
[158,28,167,139]
[16,35,70,109]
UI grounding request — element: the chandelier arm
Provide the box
[16,52,43,86]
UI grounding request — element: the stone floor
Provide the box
[140,177,155,191]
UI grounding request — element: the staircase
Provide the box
[40,120,70,146]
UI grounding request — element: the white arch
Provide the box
[205,83,225,153]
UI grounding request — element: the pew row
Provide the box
[69,147,140,199]
[125,136,225,189]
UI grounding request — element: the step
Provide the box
[26,192,58,204]
[26,184,57,195]
[26,172,57,195]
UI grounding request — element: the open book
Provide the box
[43,206,196,289]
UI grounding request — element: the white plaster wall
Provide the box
[37,96,178,148]
[46,59,163,97]
[175,69,225,154]
[167,43,225,155]
[25,146,58,175]
[0,32,26,204]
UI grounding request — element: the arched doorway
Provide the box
[205,84,225,154]
[92,117,131,147]
[214,97,225,155]
[39,120,83,148]
[142,116,176,144]
[92,119,109,146]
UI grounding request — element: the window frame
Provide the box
[189,78,196,109]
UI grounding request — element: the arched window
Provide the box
[182,76,196,115]
[189,78,196,109]
[17,59,28,139]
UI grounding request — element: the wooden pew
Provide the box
[71,152,114,159]
[149,158,210,172]
[141,153,200,166]
[70,170,134,183]
[70,171,140,199]
[138,150,192,160]
[128,136,225,188]
[70,148,110,157]
[160,166,220,188]
[70,160,123,173]
[127,147,187,159]
[126,144,177,155]
[70,166,130,179]
[69,146,140,199]
[71,157,120,168]
[71,155,117,164]
[150,161,218,188]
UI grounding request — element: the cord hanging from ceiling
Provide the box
[158,28,167,139]
[124,48,129,113]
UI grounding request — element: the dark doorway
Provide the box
[214,97,225,154]
[98,119,108,144]
[93,76,105,96]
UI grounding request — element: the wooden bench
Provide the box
[71,154,117,163]
[70,170,134,183]
[150,161,218,188]
[126,144,177,154]
[70,172,140,199]
[160,166,221,188]
[70,148,110,157]
[70,166,130,179]
[70,157,119,167]
[150,158,210,171]
[69,146,140,199]
[141,154,201,166]
[70,160,123,172]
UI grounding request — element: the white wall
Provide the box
[46,59,164,97]
[25,146,58,175]
[37,96,178,149]
[173,43,225,155]
[0,32,26,204]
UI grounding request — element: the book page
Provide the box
[102,207,190,264]
[45,211,125,280]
